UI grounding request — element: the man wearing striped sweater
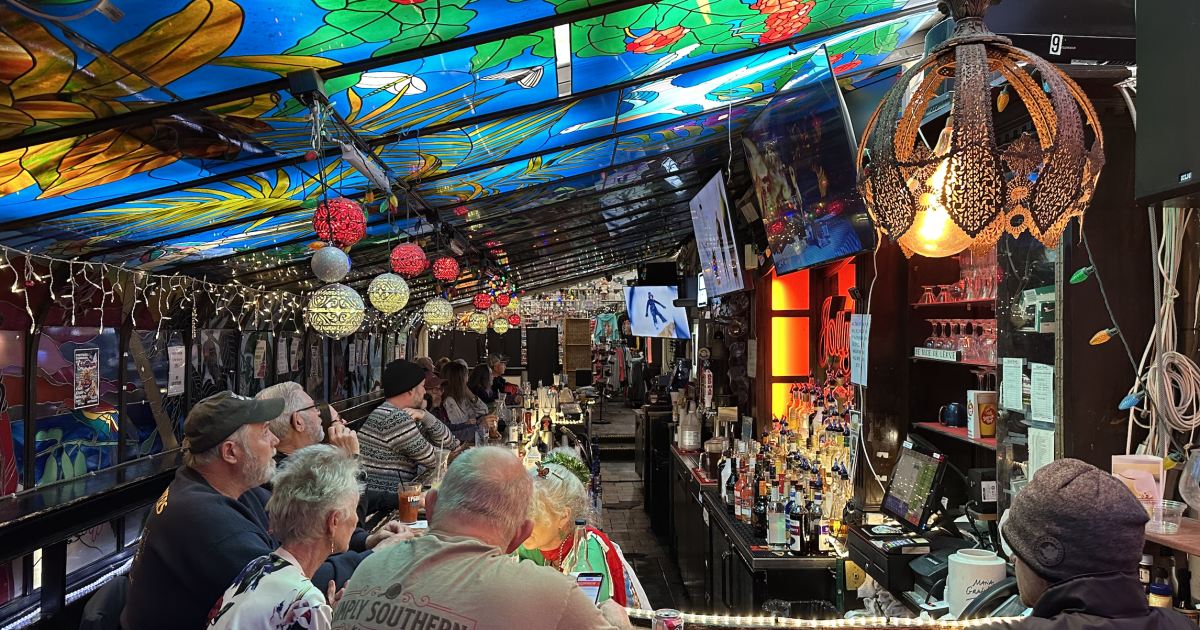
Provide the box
[359,360,461,494]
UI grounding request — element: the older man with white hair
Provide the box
[332,447,632,630]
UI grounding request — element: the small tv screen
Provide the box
[624,287,691,339]
[741,46,878,276]
[689,172,744,297]
[697,274,708,307]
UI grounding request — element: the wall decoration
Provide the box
[73,349,100,410]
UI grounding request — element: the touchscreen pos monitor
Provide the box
[880,441,948,533]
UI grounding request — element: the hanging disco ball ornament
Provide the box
[495,293,510,307]
[492,318,510,334]
[312,197,367,247]
[311,245,351,283]
[305,283,365,339]
[390,243,427,278]
[368,273,410,313]
[423,297,454,328]
[508,313,522,327]
[431,256,460,282]
[468,312,489,334]
[473,293,492,309]
[856,0,1104,258]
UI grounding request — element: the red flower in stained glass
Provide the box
[749,0,816,44]
[390,0,426,4]
[625,26,690,54]
[833,59,863,74]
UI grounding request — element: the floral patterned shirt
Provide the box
[207,549,331,630]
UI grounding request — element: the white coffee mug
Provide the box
[947,548,1007,618]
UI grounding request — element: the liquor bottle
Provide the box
[680,401,702,451]
[1172,559,1193,611]
[788,486,810,556]
[563,519,591,574]
[767,480,788,550]
[806,486,823,555]
[752,480,769,538]
[725,448,739,513]
[740,456,754,522]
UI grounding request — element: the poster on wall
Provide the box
[348,342,356,369]
[310,345,320,379]
[254,339,268,378]
[399,333,408,359]
[689,172,743,297]
[167,345,185,396]
[276,340,288,375]
[291,338,301,372]
[73,348,100,409]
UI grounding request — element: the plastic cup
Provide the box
[398,483,422,524]
[1143,499,1186,534]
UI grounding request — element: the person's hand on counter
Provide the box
[598,599,633,630]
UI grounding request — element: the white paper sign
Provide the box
[348,343,356,368]
[1030,362,1055,422]
[167,346,185,396]
[291,338,301,372]
[1001,357,1024,410]
[309,345,319,378]
[253,340,268,378]
[747,339,757,378]
[850,314,871,386]
[276,340,288,375]
[1029,427,1055,477]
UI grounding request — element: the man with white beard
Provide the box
[122,392,379,630]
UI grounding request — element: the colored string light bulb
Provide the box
[1118,391,1144,411]
[1070,266,1095,284]
[1089,327,1120,345]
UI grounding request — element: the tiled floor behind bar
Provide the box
[593,405,688,610]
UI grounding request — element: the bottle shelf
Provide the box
[911,347,996,367]
[910,299,996,308]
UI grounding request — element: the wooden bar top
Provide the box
[1144,516,1200,555]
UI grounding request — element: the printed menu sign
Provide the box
[74,348,100,409]
[167,346,185,396]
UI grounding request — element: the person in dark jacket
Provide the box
[470,363,499,405]
[1000,458,1193,630]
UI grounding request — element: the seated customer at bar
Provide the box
[123,392,372,630]
[358,360,459,494]
[255,383,403,541]
[516,449,638,607]
[469,363,499,405]
[1002,459,1193,630]
[331,447,632,630]
[208,445,361,630]
[443,361,496,444]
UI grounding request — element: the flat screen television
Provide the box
[624,286,691,339]
[741,45,878,276]
[689,172,744,297]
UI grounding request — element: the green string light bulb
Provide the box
[1070,266,1095,284]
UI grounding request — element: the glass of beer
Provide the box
[398,483,422,524]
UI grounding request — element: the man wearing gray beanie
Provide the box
[1001,458,1192,630]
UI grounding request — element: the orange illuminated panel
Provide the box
[772,269,810,310]
[772,317,810,376]
[837,261,856,297]
[773,382,798,419]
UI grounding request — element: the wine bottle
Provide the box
[753,480,769,538]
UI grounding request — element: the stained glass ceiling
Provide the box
[0,0,939,297]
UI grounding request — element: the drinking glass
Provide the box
[957,320,973,360]
[950,280,966,302]
[982,320,998,364]
[919,286,936,304]
[925,319,940,349]
[936,284,950,303]
[950,320,966,353]
[398,483,422,524]
[972,319,987,363]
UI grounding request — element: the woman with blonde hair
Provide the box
[514,449,644,607]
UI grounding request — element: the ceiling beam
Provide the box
[498,199,693,248]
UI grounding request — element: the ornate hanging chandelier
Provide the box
[311,245,351,283]
[492,318,510,334]
[368,273,410,313]
[856,0,1104,258]
[390,243,427,278]
[473,293,492,309]
[431,256,460,282]
[423,297,454,328]
[312,197,367,248]
[468,311,489,334]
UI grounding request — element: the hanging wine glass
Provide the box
[919,286,936,304]
[925,319,940,348]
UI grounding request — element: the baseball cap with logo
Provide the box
[183,391,284,454]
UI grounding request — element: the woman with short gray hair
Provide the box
[207,445,361,630]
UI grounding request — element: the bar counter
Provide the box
[624,609,1020,628]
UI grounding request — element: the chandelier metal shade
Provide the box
[305,283,365,339]
[312,197,367,248]
[368,273,410,313]
[856,0,1104,258]
[492,318,510,334]
[423,297,454,328]
[468,311,489,334]
[390,243,427,278]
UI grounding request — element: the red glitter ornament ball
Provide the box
[495,293,510,307]
[508,313,522,327]
[431,256,459,282]
[390,243,427,278]
[312,197,366,247]
[473,293,492,309]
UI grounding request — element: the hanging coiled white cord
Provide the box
[1128,206,1200,454]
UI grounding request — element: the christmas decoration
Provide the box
[468,311,489,333]
[305,283,365,339]
[423,297,454,328]
[311,245,351,283]
[508,296,520,312]
[508,313,522,327]
[368,273,410,313]
[495,293,510,307]
[312,197,367,247]
[473,293,492,309]
[492,318,510,334]
[390,243,427,278]
[431,256,460,282]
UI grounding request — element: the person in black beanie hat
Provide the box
[358,360,462,494]
[1000,458,1192,630]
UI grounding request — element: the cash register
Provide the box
[849,441,971,616]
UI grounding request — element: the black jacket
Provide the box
[1005,572,1194,630]
[121,467,367,630]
